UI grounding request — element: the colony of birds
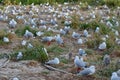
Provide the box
[0,2,120,80]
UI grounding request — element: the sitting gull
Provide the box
[77,65,95,76]
[111,72,120,80]
[98,42,106,50]
[45,57,60,65]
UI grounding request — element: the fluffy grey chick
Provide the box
[103,54,110,66]
[68,52,72,60]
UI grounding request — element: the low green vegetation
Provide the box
[15,26,38,37]
[0,30,10,45]
[11,46,48,63]
[1,0,120,8]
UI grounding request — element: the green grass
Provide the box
[2,0,120,7]
[11,45,48,63]
[15,26,38,37]
[47,45,65,54]
[0,30,11,46]
[60,57,69,64]
[96,63,118,78]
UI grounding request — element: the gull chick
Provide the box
[103,54,110,66]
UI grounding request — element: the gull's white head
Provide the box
[54,57,60,64]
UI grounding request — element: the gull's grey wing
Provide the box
[77,68,91,76]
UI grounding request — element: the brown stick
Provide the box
[44,64,76,76]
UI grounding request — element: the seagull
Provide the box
[111,72,120,80]
[103,54,110,66]
[41,36,54,42]
[41,36,55,46]
[95,27,100,33]
[64,26,70,34]
[9,19,17,28]
[115,37,120,45]
[36,31,44,36]
[106,21,113,27]
[77,38,83,44]
[72,32,80,39]
[17,52,23,60]
[74,56,87,69]
[3,37,9,43]
[27,43,33,48]
[24,30,34,39]
[64,20,71,26]
[117,70,120,76]
[12,77,19,80]
[80,16,85,21]
[60,29,66,35]
[83,30,88,37]
[77,65,95,76]
[55,34,63,45]
[50,19,57,25]
[0,15,3,21]
[45,57,60,65]
[115,30,119,36]
[98,42,106,50]
[79,48,86,56]
[21,40,27,46]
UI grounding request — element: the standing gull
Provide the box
[55,34,63,45]
[74,56,87,69]
[9,19,17,28]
